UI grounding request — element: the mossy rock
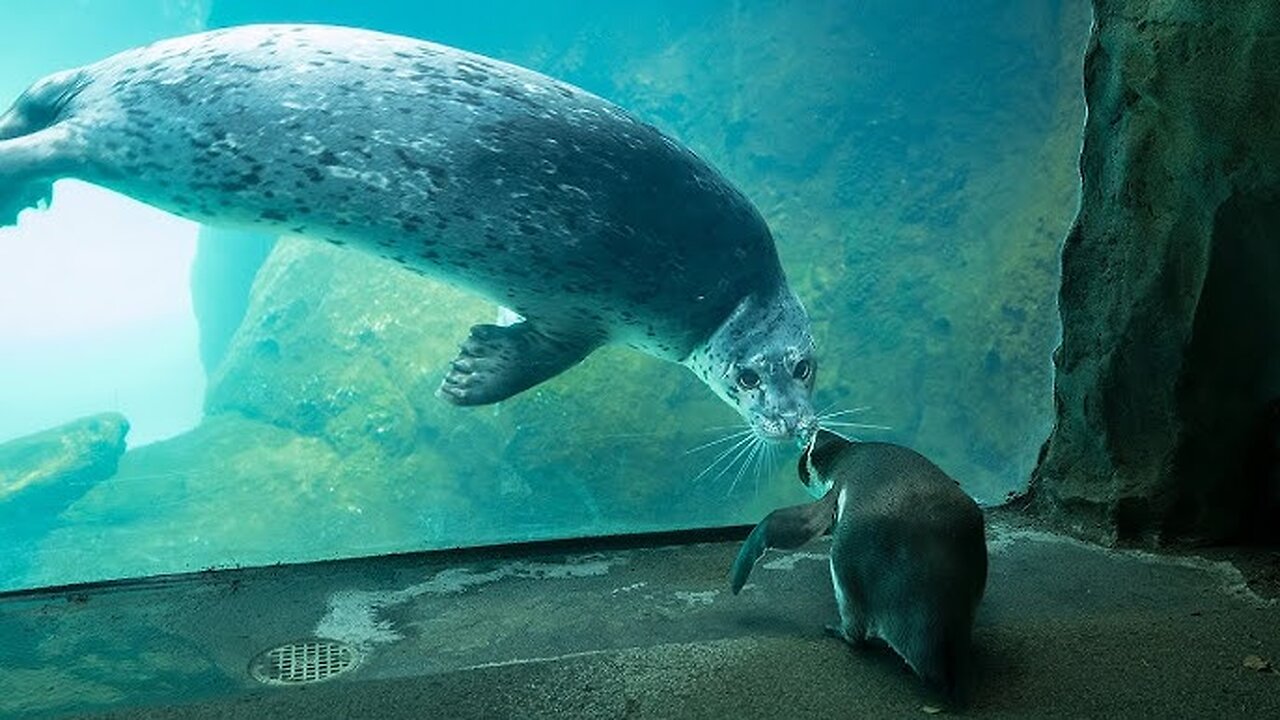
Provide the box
[28,412,476,587]
[208,238,806,532]
[0,413,129,519]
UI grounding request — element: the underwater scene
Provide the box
[0,0,1090,593]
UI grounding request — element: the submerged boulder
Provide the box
[0,413,129,528]
[25,412,477,587]
[1029,0,1280,543]
[203,236,783,530]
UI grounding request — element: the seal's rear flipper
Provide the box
[437,321,602,406]
[729,489,839,594]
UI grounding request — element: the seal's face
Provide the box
[725,345,817,443]
[687,288,818,445]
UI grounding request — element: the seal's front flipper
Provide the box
[437,321,602,406]
[729,489,839,594]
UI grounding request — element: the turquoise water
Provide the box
[0,0,1090,592]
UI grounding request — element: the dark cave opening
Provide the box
[1174,191,1280,542]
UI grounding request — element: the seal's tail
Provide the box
[0,70,85,227]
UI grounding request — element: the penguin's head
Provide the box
[796,428,850,499]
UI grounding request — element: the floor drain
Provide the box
[249,639,361,686]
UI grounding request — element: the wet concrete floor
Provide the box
[1,518,1277,719]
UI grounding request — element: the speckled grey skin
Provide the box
[0,24,817,442]
[730,429,987,704]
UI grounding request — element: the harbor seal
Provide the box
[730,429,987,704]
[0,24,817,443]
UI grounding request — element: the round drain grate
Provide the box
[249,639,361,686]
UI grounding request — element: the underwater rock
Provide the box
[204,236,490,458]
[204,237,791,523]
[0,413,129,528]
[1029,0,1280,543]
[24,413,476,587]
[28,238,808,587]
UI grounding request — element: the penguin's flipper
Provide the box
[729,489,838,594]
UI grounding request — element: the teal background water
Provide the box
[0,0,1090,592]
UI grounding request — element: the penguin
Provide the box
[730,428,987,704]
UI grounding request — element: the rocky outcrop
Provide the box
[1029,0,1280,543]
[26,239,804,588]
[23,412,476,587]
[0,413,129,527]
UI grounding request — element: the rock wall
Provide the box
[1029,0,1280,543]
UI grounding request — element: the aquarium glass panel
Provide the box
[0,0,1090,591]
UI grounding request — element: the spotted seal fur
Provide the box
[0,24,817,442]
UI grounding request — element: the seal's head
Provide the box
[686,287,818,445]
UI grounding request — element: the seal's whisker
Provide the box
[816,399,842,417]
[721,430,757,486]
[821,420,892,431]
[748,441,761,498]
[747,440,768,497]
[728,438,763,496]
[715,435,760,491]
[691,434,755,484]
[818,406,872,421]
[820,427,857,443]
[684,428,755,455]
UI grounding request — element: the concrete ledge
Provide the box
[1,520,1276,719]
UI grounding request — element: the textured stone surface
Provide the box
[25,412,478,588]
[0,413,128,511]
[1029,0,1280,543]
[0,412,129,585]
[201,237,793,533]
[25,239,799,590]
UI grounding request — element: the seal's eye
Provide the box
[793,359,812,381]
[736,368,761,390]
